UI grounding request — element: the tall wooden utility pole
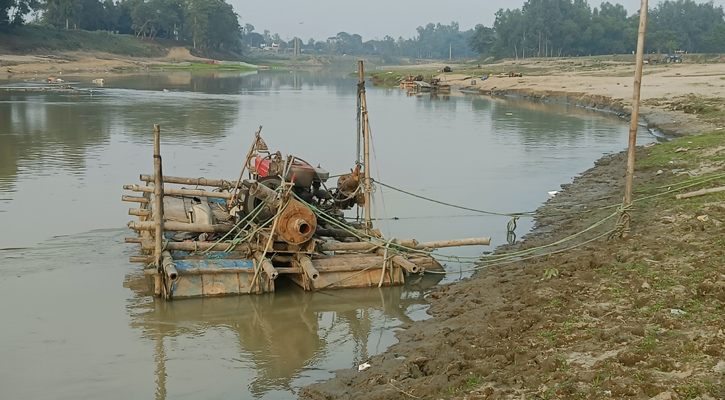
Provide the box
[622,0,649,237]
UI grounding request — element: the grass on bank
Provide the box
[639,129,725,169]
[0,25,167,57]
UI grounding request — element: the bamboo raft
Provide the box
[123,61,490,300]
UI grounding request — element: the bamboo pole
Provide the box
[314,263,385,273]
[622,0,649,238]
[144,267,302,276]
[358,60,372,231]
[676,186,725,199]
[131,253,291,263]
[122,195,149,203]
[417,237,491,248]
[140,174,232,188]
[152,124,166,298]
[127,220,234,233]
[124,184,233,200]
[125,237,144,243]
[321,241,381,251]
[140,240,254,253]
[251,183,288,292]
[129,208,152,217]
[230,125,263,204]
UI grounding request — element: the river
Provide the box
[0,68,654,399]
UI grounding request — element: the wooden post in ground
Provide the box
[622,0,648,238]
[153,124,166,296]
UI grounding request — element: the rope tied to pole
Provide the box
[610,203,634,240]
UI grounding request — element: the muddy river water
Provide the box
[0,69,654,399]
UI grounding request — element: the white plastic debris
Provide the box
[670,309,687,316]
[358,362,371,371]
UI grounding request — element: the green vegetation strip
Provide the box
[151,64,256,71]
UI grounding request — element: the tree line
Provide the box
[242,22,478,60]
[2,0,242,50]
[2,0,724,58]
[470,0,725,58]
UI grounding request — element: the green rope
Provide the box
[375,180,534,218]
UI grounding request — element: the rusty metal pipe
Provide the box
[259,257,279,280]
[249,181,279,207]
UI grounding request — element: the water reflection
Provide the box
[0,91,112,193]
[0,70,659,399]
[125,275,439,399]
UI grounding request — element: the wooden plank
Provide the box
[122,195,149,203]
[129,208,152,217]
[676,186,725,199]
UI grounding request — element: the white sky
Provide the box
[228,0,725,43]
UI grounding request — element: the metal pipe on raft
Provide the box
[124,184,233,200]
[253,252,279,280]
[140,174,233,188]
[320,237,491,252]
[298,256,319,280]
[392,255,419,274]
[248,181,279,207]
[162,251,179,281]
[259,258,278,280]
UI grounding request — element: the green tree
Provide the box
[185,0,240,49]
[1,0,40,30]
[468,24,495,55]
[43,0,81,29]
[648,0,725,52]
[702,22,725,52]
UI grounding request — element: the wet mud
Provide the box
[300,98,725,399]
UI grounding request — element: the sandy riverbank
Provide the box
[301,60,725,399]
[0,47,205,77]
[439,58,725,137]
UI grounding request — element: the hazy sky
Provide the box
[228,0,725,43]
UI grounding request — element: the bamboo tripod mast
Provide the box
[358,60,372,231]
[622,0,648,238]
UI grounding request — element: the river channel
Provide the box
[0,68,654,399]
